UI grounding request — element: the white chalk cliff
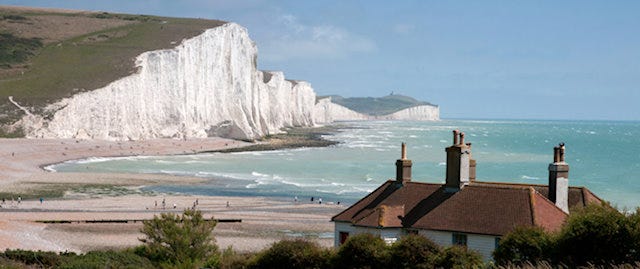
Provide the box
[378,105,440,121]
[19,23,316,141]
[16,22,438,141]
[313,97,368,123]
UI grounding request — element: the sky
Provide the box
[3,0,639,120]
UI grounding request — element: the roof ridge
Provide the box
[471,180,589,190]
[531,188,569,216]
[331,180,394,221]
[529,187,537,226]
[404,181,442,186]
[353,207,380,225]
[468,183,535,190]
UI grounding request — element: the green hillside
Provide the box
[320,94,436,116]
[0,6,224,135]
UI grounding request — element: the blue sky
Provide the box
[3,0,639,120]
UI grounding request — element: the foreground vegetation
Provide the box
[494,203,640,268]
[2,204,640,268]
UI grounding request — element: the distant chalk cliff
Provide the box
[313,97,439,123]
[16,22,438,141]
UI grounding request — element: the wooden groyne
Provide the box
[36,218,241,224]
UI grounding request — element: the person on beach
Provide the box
[311,197,314,202]
[17,196,21,204]
[318,198,322,204]
[154,200,157,209]
[226,201,230,207]
[162,198,166,210]
[294,196,298,203]
[39,197,43,204]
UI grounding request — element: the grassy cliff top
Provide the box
[319,94,436,116]
[0,5,225,132]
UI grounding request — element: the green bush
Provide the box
[555,203,634,265]
[58,250,154,269]
[434,245,483,269]
[333,233,389,269]
[249,239,330,269]
[0,33,42,65]
[1,249,65,267]
[217,247,255,269]
[493,226,553,265]
[388,234,441,268]
[138,209,218,268]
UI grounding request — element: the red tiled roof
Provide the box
[333,180,601,236]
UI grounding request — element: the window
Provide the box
[339,232,349,245]
[406,229,419,235]
[452,233,467,246]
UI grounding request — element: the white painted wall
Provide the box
[420,230,498,261]
[333,222,403,247]
[468,234,498,261]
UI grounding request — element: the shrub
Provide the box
[1,249,65,267]
[333,233,389,269]
[628,208,640,262]
[138,209,218,268]
[434,245,483,269]
[218,247,255,269]
[58,250,154,269]
[249,239,330,269]
[388,234,440,268]
[493,226,553,265]
[555,203,634,266]
[0,33,43,65]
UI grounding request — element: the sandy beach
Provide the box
[0,137,343,252]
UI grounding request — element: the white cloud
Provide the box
[259,14,376,61]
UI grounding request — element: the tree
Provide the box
[334,233,390,269]
[388,234,441,268]
[434,245,483,269]
[493,226,552,265]
[138,209,218,268]
[629,208,640,262]
[555,203,633,266]
[249,239,331,269]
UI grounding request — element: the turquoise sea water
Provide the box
[50,120,640,208]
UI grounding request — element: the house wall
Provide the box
[333,222,402,247]
[420,230,498,261]
[334,223,499,260]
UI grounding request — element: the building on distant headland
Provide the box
[331,130,602,260]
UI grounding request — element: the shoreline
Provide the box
[0,125,345,253]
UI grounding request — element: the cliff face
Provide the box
[378,105,440,121]
[15,22,438,141]
[313,98,440,123]
[18,23,316,141]
[313,97,369,123]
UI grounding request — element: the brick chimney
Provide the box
[467,142,476,182]
[548,143,569,213]
[445,130,471,191]
[396,142,412,185]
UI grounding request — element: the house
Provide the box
[331,130,601,260]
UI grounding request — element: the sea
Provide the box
[49,120,640,209]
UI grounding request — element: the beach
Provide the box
[0,137,343,252]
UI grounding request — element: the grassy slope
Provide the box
[321,94,436,116]
[0,7,224,130]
